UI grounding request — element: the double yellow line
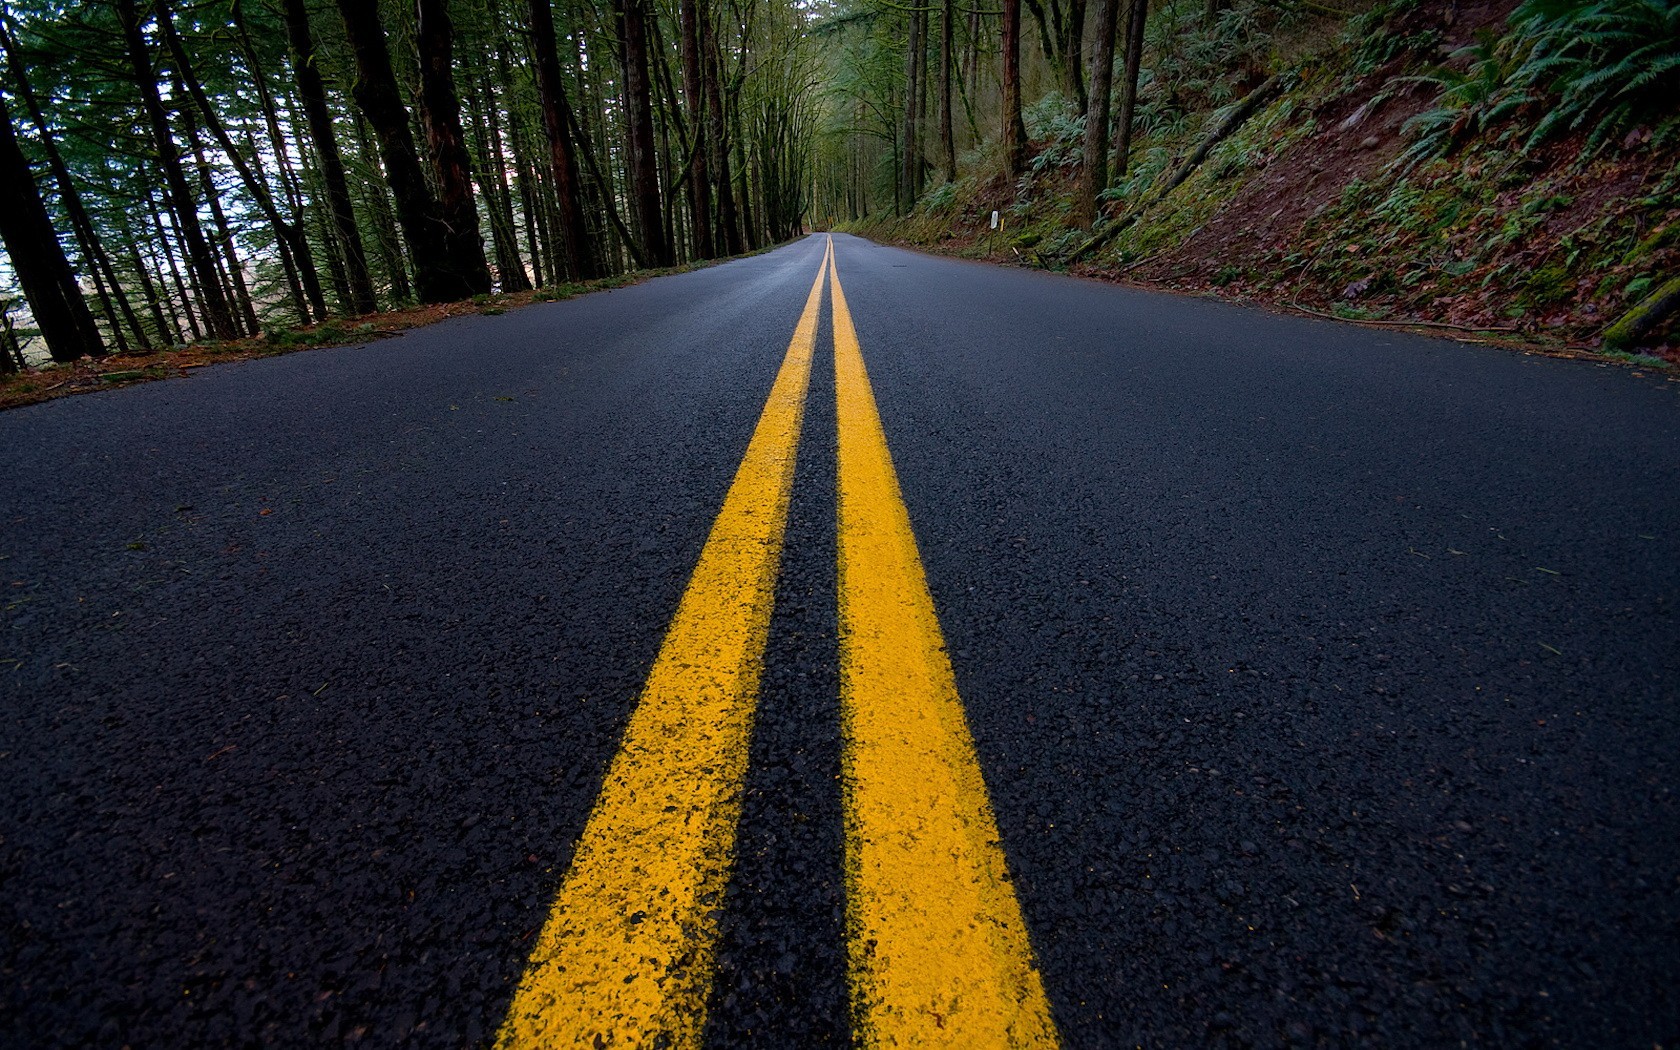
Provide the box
[497,237,1058,1048]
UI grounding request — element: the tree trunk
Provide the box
[1063,0,1088,113]
[1114,0,1147,178]
[616,0,672,265]
[464,74,530,292]
[901,6,925,212]
[141,179,198,340]
[1075,0,1119,227]
[939,0,956,183]
[335,0,479,303]
[159,3,319,326]
[1604,274,1680,349]
[1022,0,1053,68]
[183,117,260,335]
[116,0,237,340]
[646,13,686,259]
[1,15,144,352]
[502,79,547,287]
[0,91,104,361]
[703,6,742,255]
[1002,0,1028,176]
[282,0,377,314]
[528,0,598,280]
[1069,72,1285,263]
[415,0,493,295]
[731,97,759,251]
[298,142,354,311]
[232,0,329,321]
[960,6,984,145]
[118,208,171,345]
[233,6,303,220]
[0,304,22,373]
[350,107,413,303]
[571,25,619,270]
[679,0,715,258]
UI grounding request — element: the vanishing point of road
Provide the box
[2,233,1676,1047]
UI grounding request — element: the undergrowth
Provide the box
[847,0,1680,355]
[1402,0,1680,164]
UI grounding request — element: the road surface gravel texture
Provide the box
[1,233,1676,1047]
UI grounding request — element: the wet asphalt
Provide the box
[1,232,1677,1047]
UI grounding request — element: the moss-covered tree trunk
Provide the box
[1604,275,1680,350]
[1075,0,1120,228]
[1113,0,1148,178]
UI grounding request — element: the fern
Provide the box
[1507,0,1680,149]
[1401,0,1680,162]
[1398,33,1529,165]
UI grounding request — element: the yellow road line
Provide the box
[496,245,829,1049]
[830,239,1061,1048]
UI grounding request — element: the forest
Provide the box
[2,0,1678,378]
[0,0,817,369]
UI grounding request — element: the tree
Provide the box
[281,0,378,314]
[116,0,239,340]
[1,11,147,352]
[616,0,672,265]
[1002,0,1028,176]
[937,0,955,183]
[1021,0,1085,112]
[158,0,323,325]
[0,0,828,366]
[679,0,715,258]
[900,3,925,212]
[1062,0,1087,112]
[703,5,742,254]
[0,89,104,361]
[415,0,493,295]
[528,0,598,281]
[1113,0,1147,177]
[1074,0,1120,227]
[334,0,485,303]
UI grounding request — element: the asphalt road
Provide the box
[2,232,1677,1047]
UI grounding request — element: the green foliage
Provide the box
[1151,0,1279,107]
[1347,0,1440,74]
[1022,92,1075,139]
[1509,0,1680,148]
[1128,0,1291,144]
[1025,95,1084,175]
[1098,147,1173,204]
[919,180,962,214]
[267,322,348,349]
[1399,32,1529,165]
[1599,349,1670,366]
[1402,0,1680,163]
